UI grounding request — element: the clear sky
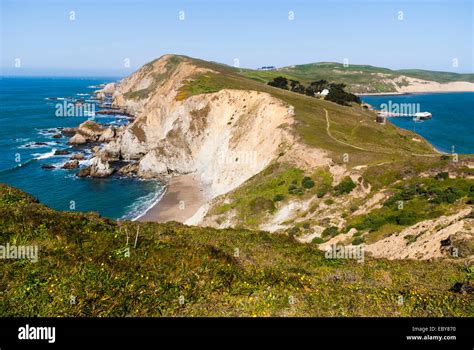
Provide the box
[1,0,472,76]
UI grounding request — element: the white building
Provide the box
[318,89,330,96]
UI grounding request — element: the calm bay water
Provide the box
[361,92,474,154]
[0,77,163,219]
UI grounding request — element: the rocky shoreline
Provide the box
[42,88,147,180]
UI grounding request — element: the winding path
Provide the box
[323,107,442,158]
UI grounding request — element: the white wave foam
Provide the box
[20,141,57,149]
[37,128,60,137]
[122,184,166,221]
[32,148,57,160]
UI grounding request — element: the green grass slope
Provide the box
[0,184,472,317]
[239,62,474,93]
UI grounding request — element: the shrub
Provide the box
[317,188,328,198]
[334,177,356,196]
[434,172,449,180]
[302,176,315,189]
[352,237,365,245]
[311,237,324,244]
[395,211,417,226]
[268,76,289,90]
[288,184,304,195]
[273,194,285,202]
[287,226,300,237]
[322,226,339,238]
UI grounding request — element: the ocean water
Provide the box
[0,77,163,219]
[361,92,474,154]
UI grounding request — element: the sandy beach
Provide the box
[137,174,207,223]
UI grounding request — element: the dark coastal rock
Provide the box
[61,127,77,136]
[118,162,139,176]
[54,150,71,156]
[35,142,48,146]
[70,153,85,160]
[76,166,91,177]
[41,164,55,169]
[62,160,79,169]
[52,133,62,139]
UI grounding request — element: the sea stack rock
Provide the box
[118,162,139,176]
[68,133,87,145]
[89,156,115,177]
[41,164,55,169]
[98,127,115,142]
[62,160,79,169]
[61,127,77,136]
[70,153,85,160]
[76,166,91,177]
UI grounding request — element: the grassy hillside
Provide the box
[169,55,438,169]
[0,184,472,317]
[239,62,474,93]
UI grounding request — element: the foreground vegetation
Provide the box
[0,184,472,317]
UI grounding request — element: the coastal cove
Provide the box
[0,77,164,220]
[361,92,474,154]
[0,77,472,222]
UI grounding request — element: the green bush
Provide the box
[302,176,315,189]
[311,237,324,244]
[287,226,300,237]
[334,177,356,196]
[395,211,417,225]
[288,184,304,195]
[317,188,328,198]
[322,226,339,238]
[273,194,285,202]
[434,172,449,180]
[352,237,365,245]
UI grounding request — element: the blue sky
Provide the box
[1,0,472,76]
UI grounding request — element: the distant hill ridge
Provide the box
[241,61,474,93]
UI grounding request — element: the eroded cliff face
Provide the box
[100,55,295,197]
